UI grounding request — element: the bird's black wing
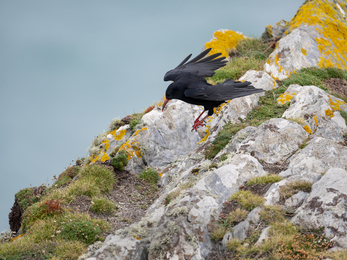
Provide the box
[184,79,265,101]
[164,48,227,82]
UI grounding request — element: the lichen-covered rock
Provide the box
[264,0,347,80]
[261,19,288,40]
[204,29,246,59]
[279,85,347,137]
[280,137,347,183]
[292,168,347,248]
[238,118,308,164]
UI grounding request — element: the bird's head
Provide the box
[162,82,180,111]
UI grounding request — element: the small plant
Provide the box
[139,168,159,184]
[300,138,310,149]
[60,219,102,244]
[90,197,116,214]
[144,105,155,114]
[219,153,228,162]
[246,174,284,186]
[260,205,285,225]
[109,117,124,131]
[54,166,80,188]
[279,180,312,202]
[226,238,242,251]
[230,190,264,211]
[79,165,116,193]
[227,208,248,224]
[111,150,128,171]
[210,225,227,241]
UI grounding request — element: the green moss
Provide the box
[110,151,128,171]
[139,168,159,184]
[340,110,347,123]
[129,112,145,131]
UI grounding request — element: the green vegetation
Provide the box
[246,174,284,186]
[90,197,116,214]
[207,37,274,84]
[282,66,347,91]
[1,164,115,259]
[54,166,80,188]
[227,208,248,223]
[15,188,46,212]
[230,190,264,211]
[279,180,313,202]
[110,150,128,171]
[205,86,289,159]
[129,112,145,131]
[139,168,159,184]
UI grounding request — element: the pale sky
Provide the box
[0,0,304,230]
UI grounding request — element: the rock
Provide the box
[239,70,278,91]
[281,85,347,121]
[246,207,262,224]
[221,231,233,248]
[264,25,322,80]
[214,126,257,160]
[284,191,309,208]
[239,118,308,164]
[232,220,249,241]
[8,200,21,233]
[280,137,347,183]
[255,226,271,245]
[292,168,347,248]
[264,0,347,80]
[261,19,288,40]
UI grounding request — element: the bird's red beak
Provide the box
[162,98,170,112]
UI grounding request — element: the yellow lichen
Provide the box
[90,155,99,164]
[102,139,110,151]
[301,48,307,56]
[288,0,347,69]
[205,30,246,58]
[304,125,312,134]
[198,125,211,144]
[114,129,127,141]
[325,109,334,118]
[277,93,293,104]
[328,97,346,111]
[313,115,318,126]
[118,127,147,160]
[100,152,110,163]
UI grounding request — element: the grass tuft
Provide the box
[246,174,284,186]
[138,168,159,185]
[279,180,312,202]
[230,190,264,211]
[110,150,128,171]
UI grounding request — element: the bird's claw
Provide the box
[191,120,205,131]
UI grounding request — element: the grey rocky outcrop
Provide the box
[292,168,347,248]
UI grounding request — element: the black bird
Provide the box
[162,48,265,131]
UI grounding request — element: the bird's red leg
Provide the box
[192,111,209,131]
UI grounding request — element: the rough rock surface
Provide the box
[264,0,347,80]
[74,1,347,258]
[292,168,347,248]
[238,118,308,163]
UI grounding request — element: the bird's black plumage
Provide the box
[162,48,265,130]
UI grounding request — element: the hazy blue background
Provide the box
[0,0,304,231]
